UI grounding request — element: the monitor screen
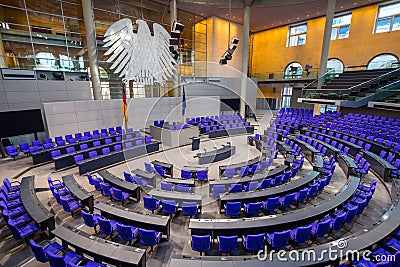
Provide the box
[0,109,45,138]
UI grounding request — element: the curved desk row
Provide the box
[296,134,341,161]
[54,136,145,170]
[196,145,236,165]
[148,189,203,212]
[286,136,319,163]
[302,129,362,157]
[77,141,160,175]
[362,151,396,182]
[62,175,94,212]
[208,126,254,139]
[209,164,288,194]
[52,225,146,267]
[218,170,320,209]
[219,155,264,176]
[189,176,360,237]
[94,201,171,239]
[20,176,55,236]
[31,131,141,165]
[97,170,141,201]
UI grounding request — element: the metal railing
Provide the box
[251,69,319,80]
[372,80,400,103]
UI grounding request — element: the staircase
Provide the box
[300,68,400,107]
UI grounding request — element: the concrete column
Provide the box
[240,0,252,117]
[313,104,321,116]
[82,0,102,100]
[317,0,336,88]
[170,0,180,97]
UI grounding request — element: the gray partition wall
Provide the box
[43,96,220,137]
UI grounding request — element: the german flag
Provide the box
[122,83,129,124]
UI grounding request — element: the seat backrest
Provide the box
[98,217,113,234]
[218,235,238,251]
[315,219,331,236]
[30,239,47,263]
[81,210,95,226]
[102,147,111,155]
[177,184,190,193]
[143,196,158,208]
[246,181,259,191]
[80,144,88,150]
[271,231,290,247]
[113,188,123,199]
[47,251,66,267]
[266,197,279,209]
[181,170,192,178]
[192,235,211,251]
[117,223,133,239]
[89,151,97,158]
[66,147,75,154]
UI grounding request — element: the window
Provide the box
[287,23,307,47]
[367,54,398,70]
[327,58,344,73]
[281,87,293,109]
[284,62,303,78]
[374,2,400,33]
[331,13,352,40]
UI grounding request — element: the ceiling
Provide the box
[171,0,387,32]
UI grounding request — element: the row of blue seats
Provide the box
[30,238,105,267]
[85,174,131,205]
[142,196,199,217]
[190,179,375,255]
[0,179,39,240]
[81,210,162,250]
[48,177,83,217]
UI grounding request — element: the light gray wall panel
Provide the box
[6,91,41,104]
[39,91,69,102]
[3,80,39,92]
[37,81,67,92]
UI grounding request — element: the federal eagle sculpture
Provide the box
[103,19,175,86]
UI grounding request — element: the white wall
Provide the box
[43,96,220,137]
[0,77,92,112]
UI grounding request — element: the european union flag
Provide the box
[182,86,186,117]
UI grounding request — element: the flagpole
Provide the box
[122,81,129,133]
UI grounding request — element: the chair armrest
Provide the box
[10,181,20,185]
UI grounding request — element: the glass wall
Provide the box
[0,0,88,71]
[0,0,206,99]
[92,0,207,99]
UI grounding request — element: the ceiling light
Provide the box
[340,6,343,8]
[306,14,310,17]
[353,2,357,5]
[317,12,320,15]
[233,16,236,19]
[297,17,300,20]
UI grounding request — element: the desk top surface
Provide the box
[98,170,140,191]
[149,189,202,202]
[62,175,92,200]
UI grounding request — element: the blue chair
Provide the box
[191,235,211,255]
[19,143,30,156]
[384,238,400,252]
[145,162,154,173]
[308,183,318,198]
[212,185,225,197]
[259,178,272,189]
[79,144,88,150]
[81,210,101,233]
[225,202,241,217]
[47,250,82,267]
[112,188,130,205]
[263,197,279,213]
[272,174,283,186]
[51,150,61,159]
[182,202,198,217]
[104,138,112,144]
[100,182,113,198]
[93,141,101,147]
[161,182,174,191]
[244,202,261,216]
[296,188,309,204]
[310,218,331,239]
[266,230,290,249]
[162,199,178,216]
[30,239,65,263]
[218,235,238,254]
[145,136,152,143]
[8,220,38,240]
[74,154,84,163]
[116,223,139,244]
[143,196,160,214]
[290,225,312,244]
[32,140,43,150]
[177,184,191,193]
[279,193,296,208]
[86,173,101,186]
[181,170,192,179]
[344,204,358,223]
[237,166,249,177]
[136,139,143,146]
[6,146,20,160]
[101,147,111,155]
[3,178,20,192]
[132,176,149,187]
[97,217,117,238]
[328,211,346,231]
[245,181,259,192]
[60,196,82,217]
[138,228,162,251]
[242,233,265,252]
[229,184,242,193]
[66,147,75,154]
[197,170,208,184]
[155,165,166,176]
[114,144,122,151]
[48,177,65,190]
[88,151,97,158]
[123,171,134,183]
[223,167,235,178]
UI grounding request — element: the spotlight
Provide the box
[173,21,184,32]
[170,38,179,46]
[224,52,232,60]
[171,50,179,60]
[219,57,227,65]
[171,31,180,39]
[231,37,239,44]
